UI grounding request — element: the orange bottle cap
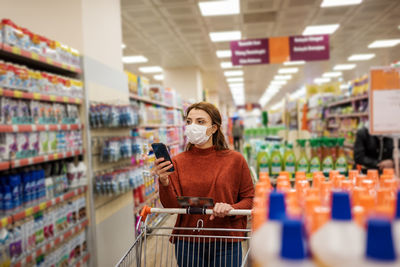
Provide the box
[307,187,320,198]
[295,171,306,179]
[305,196,321,215]
[312,175,324,189]
[341,180,353,191]
[312,206,331,233]
[320,180,333,192]
[313,171,324,179]
[383,168,394,177]
[279,171,291,180]
[277,180,291,192]
[348,170,359,183]
[277,175,290,184]
[376,188,391,206]
[373,205,394,220]
[352,206,366,227]
[382,179,398,191]
[356,175,367,187]
[329,170,340,181]
[332,174,345,188]
[367,169,379,183]
[352,187,367,206]
[259,172,270,184]
[359,194,375,213]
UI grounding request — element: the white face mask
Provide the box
[185,124,213,145]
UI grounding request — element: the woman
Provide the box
[153,102,254,267]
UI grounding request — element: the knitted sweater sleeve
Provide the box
[159,158,181,208]
[231,158,254,210]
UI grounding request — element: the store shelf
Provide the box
[134,191,159,214]
[0,148,83,171]
[137,124,184,128]
[327,94,368,108]
[130,94,182,110]
[307,117,323,121]
[326,112,368,119]
[0,87,83,104]
[0,123,83,133]
[0,186,87,228]
[327,124,340,129]
[0,42,82,75]
[74,252,90,267]
[13,219,89,267]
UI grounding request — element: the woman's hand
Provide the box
[153,158,173,186]
[210,203,233,221]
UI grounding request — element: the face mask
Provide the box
[185,124,213,145]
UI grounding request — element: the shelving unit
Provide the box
[0,123,83,132]
[0,87,82,104]
[326,94,368,108]
[130,93,182,110]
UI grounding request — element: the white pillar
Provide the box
[163,67,203,103]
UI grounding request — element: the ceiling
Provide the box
[120,0,400,108]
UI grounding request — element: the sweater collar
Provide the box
[190,145,216,155]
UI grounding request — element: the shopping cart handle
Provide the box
[140,206,252,221]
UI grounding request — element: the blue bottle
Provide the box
[9,175,21,210]
[22,172,31,206]
[3,185,12,213]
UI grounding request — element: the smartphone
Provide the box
[151,143,174,172]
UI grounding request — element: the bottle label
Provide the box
[335,156,347,174]
[297,157,309,172]
[322,157,334,173]
[271,155,282,175]
[310,157,320,172]
[260,163,269,173]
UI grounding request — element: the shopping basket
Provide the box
[116,206,252,267]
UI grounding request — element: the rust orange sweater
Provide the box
[159,146,254,238]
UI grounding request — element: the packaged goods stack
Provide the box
[0,19,89,266]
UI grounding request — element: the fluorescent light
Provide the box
[290,86,306,99]
[368,39,400,48]
[122,55,148,64]
[271,101,283,110]
[138,66,163,73]
[199,0,239,16]
[229,83,244,88]
[348,54,375,61]
[274,75,292,80]
[220,61,241,69]
[216,50,232,58]
[314,77,331,84]
[224,70,243,77]
[333,64,356,70]
[271,80,287,85]
[323,72,342,78]
[227,77,243,82]
[303,24,340,35]
[321,0,362,8]
[278,68,299,74]
[283,61,305,66]
[153,74,164,81]
[209,31,241,42]
[121,43,126,49]
[340,84,349,89]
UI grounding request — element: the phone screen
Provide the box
[151,143,174,172]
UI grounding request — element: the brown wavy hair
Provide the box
[185,102,229,151]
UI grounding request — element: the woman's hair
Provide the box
[185,102,229,151]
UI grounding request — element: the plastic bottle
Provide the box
[394,191,400,258]
[67,160,78,189]
[322,139,334,177]
[283,144,296,178]
[251,191,287,265]
[363,218,398,266]
[309,139,321,173]
[310,192,365,267]
[335,138,348,175]
[296,139,309,174]
[270,144,283,177]
[256,145,269,178]
[77,156,87,186]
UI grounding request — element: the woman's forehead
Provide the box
[187,109,211,120]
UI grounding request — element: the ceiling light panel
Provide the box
[121,43,126,49]
[221,62,241,69]
[368,39,400,48]
[198,0,240,16]
[153,74,164,81]
[333,64,356,70]
[278,68,299,74]
[227,77,244,82]
[122,55,148,64]
[209,31,241,42]
[321,0,362,8]
[216,50,232,58]
[224,70,243,77]
[314,77,331,84]
[138,66,163,73]
[322,72,342,78]
[303,24,340,35]
[271,80,287,85]
[274,75,292,80]
[348,54,375,61]
[283,61,305,66]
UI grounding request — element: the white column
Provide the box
[163,67,203,103]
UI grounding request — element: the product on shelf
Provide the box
[89,103,139,128]
[1,19,81,67]
[296,139,309,173]
[251,168,400,266]
[0,60,83,97]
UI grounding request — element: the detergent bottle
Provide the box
[309,139,321,173]
[251,191,287,266]
[296,139,309,174]
[335,138,348,176]
[283,143,296,178]
[322,138,334,177]
[270,144,283,177]
[256,145,269,178]
[310,191,365,267]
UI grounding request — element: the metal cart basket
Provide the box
[116,206,252,267]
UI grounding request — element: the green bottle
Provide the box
[322,138,334,177]
[283,143,296,178]
[256,145,269,177]
[296,139,309,173]
[335,137,348,175]
[270,144,283,176]
[309,139,321,173]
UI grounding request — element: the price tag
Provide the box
[14,91,23,98]
[49,95,56,101]
[61,63,67,69]
[63,96,69,103]
[1,217,8,227]
[75,98,81,104]
[53,153,59,160]
[39,202,47,210]
[12,46,21,55]
[0,88,3,96]
[31,53,39,60]
[33,93,41,100]
[46,58,53,64]
[25,207,33,217]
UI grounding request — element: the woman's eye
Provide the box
[186,120,191,124]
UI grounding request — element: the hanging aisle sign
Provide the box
[230,34,330,66]
[369,67,400,134]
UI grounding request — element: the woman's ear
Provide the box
[212,124,218,134]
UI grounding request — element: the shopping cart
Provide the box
[116,206,252,267]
